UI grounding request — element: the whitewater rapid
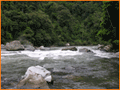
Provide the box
[1,46,118,60]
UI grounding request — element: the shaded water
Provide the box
[1,46,119,89]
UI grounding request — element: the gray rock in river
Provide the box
[103,45,112,52]
[36,46,45,50]
[39,46,45,50]
[79,48,93,53]
[6,40,24,51]
[98,44,104,50]
[36,46,51,51]
[98,44,112,52]
[62,47,77,51]
[24,45,35,51]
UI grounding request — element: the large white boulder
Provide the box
[17,73,49,89]
[17,65,52,89]
[25,65,52,82]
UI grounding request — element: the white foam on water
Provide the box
[1,51,19,56]
[77,46,118,58]
[19,50,83,60]
[92,49,116,58]
[18,50,41,57]
[1,46,118,60]
[1,53,16,56]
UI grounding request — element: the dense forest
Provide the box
[1,1,119,50]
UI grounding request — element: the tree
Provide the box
[97,1,119,51]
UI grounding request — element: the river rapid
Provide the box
[1,46,119,89]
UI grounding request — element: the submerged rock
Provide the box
[6,40,24,51]
[62,75,84,82]
[17,65,52,89]
[62,47,77,51]
[62,75,75,79]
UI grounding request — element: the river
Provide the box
[1,46,119,89]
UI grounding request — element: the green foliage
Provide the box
[113,40,119,46]
[1,1,118,50]
[55,41,67,46]
[74,39,82,45]
[5,31,13,41]
[97,1,119,50]
[22,27,34,40]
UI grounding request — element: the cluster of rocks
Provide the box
[3,40,118,54]
[3,40,94,53]
[62,47,93,53]
[98,44,112,52]
[98,44,119,56]
[2,40,49,51]
[17,65,53,89]
[3,41,72,51]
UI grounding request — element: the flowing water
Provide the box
[1,46,119,89]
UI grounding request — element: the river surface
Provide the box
[1,46,119,89]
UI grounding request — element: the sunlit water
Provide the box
[1,46,119,89]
